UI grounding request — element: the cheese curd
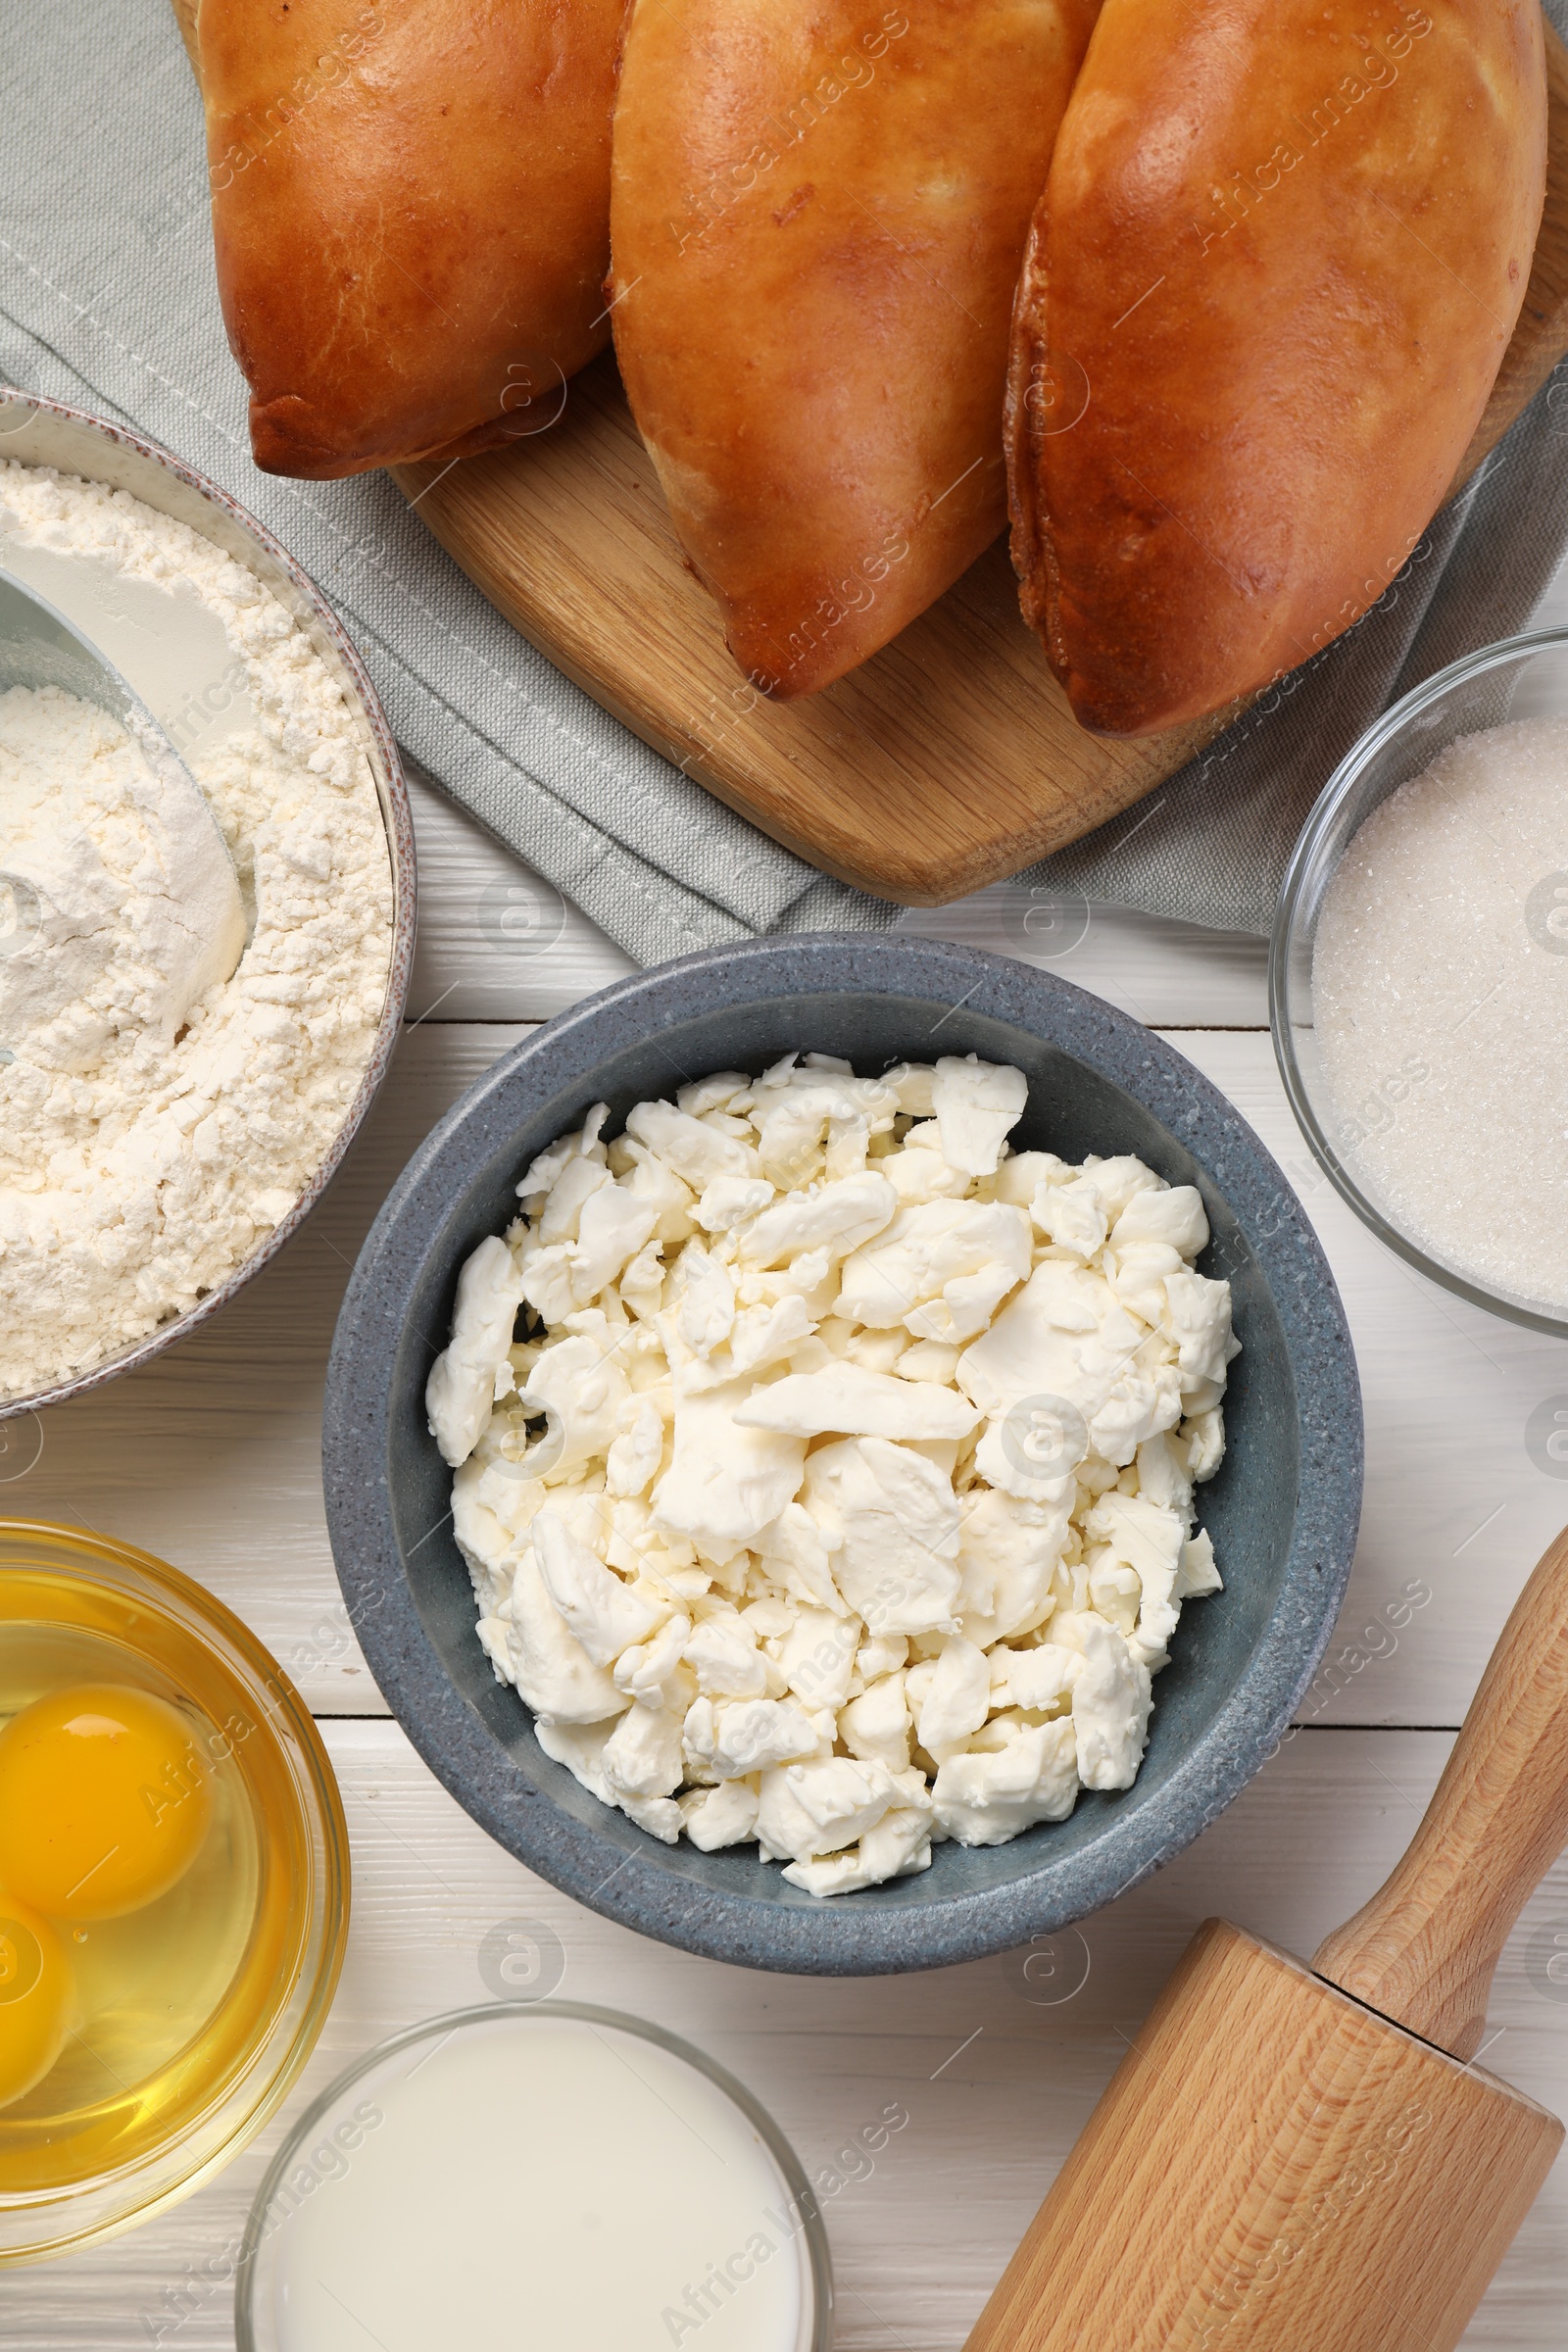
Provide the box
[427,1053,1237,1897]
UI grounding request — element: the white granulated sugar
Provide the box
[0,462,393,1400]
[1313,714,1568,1310]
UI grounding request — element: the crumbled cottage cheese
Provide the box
[428,1054,1238,1895]
[0,464,393,1400]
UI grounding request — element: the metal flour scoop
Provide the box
[0,571,245,1066]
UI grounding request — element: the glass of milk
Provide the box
[1272,627,1568,1334]
[235,2003,831,2352]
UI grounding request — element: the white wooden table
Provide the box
[12,582,1568,2348]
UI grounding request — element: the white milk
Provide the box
[253,2013,816,2352]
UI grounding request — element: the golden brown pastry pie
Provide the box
[200,0,625,478]
[609,0,1101,696]
[1006,0,1547,735]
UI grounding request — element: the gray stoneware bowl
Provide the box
[324,935,1361,1975]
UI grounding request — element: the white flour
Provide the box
[0,463,394,1401]
[1,684,244,1069]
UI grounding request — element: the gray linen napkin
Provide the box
[3,0,1565,963]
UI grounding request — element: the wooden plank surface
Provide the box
[13,953,1568,2337]
[17,1013,1568,1732]
[392,26,1568,906]
[8,1725,1568,2350]
[10,491,1568,2345]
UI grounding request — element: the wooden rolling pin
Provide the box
[966,1525,1568,2352]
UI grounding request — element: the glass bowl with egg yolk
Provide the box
[0,1519,349,2264]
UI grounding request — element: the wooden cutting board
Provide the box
[174,0,1568,905]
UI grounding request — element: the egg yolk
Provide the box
[0,1684,215,1923]
[0,1891,73,2111]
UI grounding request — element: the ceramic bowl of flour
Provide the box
[0,389,415,1419]
[1273,628,1568,1337]
[324,935,1362,1975]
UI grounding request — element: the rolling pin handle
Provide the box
[1313,1522,1568,2059]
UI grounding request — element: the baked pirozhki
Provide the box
[608,0,1101,697]
[1005,0,1547,736]
[199,0,626,479]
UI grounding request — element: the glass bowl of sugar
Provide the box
[1272,627,1568,1336]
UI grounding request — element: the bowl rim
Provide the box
[0,384,416,1423]
[0,1515,351,2262]
[233,1999,833,2352]
[324,932,1363,1974]
[1269,624,1568,1340]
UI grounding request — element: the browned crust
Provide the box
[201,0,624,480]
[610,0,1102,698]
[1005,0,1548,737]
